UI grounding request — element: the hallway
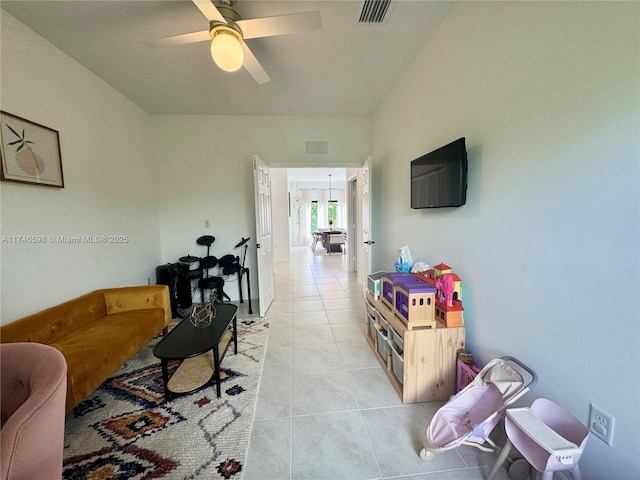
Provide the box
[243,246,508,480]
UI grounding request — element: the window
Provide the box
[328,200,338,227]
[310,200,339,230]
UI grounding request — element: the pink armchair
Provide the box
[1,342,67,480]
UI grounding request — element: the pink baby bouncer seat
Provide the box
[420,356,537,461]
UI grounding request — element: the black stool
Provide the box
[197,255,226,303]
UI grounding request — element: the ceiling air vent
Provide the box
[305,141,328,155]
[358,0,392,24]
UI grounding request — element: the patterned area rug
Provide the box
[62,316,269,480]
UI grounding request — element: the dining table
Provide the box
[318,229,346,253]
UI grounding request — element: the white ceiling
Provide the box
[1,0,455,116]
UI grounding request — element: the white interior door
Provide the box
[347,177,357,272]
[253,155,274,316]
[361,156,373,277]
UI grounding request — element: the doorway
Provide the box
[262,162,367,284]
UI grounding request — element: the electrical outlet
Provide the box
[589,404,615,446]
[204,219,210,228]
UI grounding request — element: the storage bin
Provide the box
[376,311,389,333]
[388,326,404,356]
[365,297,377,318]
[368,314,378,340]
[376,326,389,359]
[390,342,404,384]
[367,271,386,300]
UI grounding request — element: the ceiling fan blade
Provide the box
[141,30,211,48]
[237,11,322,40]
[192,0,226,23]
[241,43,270,85]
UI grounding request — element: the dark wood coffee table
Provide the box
[153,303,238,401]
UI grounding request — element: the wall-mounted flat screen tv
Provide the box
[410,137,468,209]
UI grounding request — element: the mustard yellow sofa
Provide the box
[0,285,171,412]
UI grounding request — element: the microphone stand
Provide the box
[234,237,252,314]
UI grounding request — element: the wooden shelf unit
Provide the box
[365,292,465,404]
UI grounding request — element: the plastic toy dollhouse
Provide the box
[372,261,466,329]
[414,264,464,328]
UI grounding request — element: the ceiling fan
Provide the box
[143,0,323,84]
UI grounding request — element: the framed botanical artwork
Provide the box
[0,111,64,188]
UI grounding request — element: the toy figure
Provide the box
[436,274,455,307]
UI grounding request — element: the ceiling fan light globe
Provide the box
[210,31,244,72]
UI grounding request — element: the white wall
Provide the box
[0,12,161,323]
[151,115,369,301]
[371,2,639,478]
[289,181,305,246]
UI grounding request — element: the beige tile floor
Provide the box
[242,246,512,480]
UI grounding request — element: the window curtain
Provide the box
[300,189,317,243]
[317,202,328,229]
[303,202,312,243]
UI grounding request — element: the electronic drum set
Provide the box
[158,236,252,318]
